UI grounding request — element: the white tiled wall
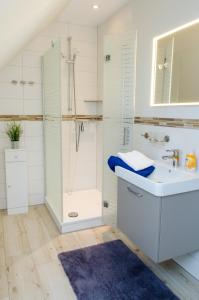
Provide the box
[61,23,98,116]
[0,16,99,209]
[62,121,98,193]
[133,124,199,172]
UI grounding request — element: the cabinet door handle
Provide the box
[127,186,143,198]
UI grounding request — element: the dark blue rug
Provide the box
[58,240,179,300]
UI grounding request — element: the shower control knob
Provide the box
[105,54,111,62]
[11,80,18,85]
[103,201,109,208]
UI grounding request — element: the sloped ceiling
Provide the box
[59,0,130,26]
[0,0,70,69]
[0,0,130,68]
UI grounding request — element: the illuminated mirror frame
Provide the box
[150,18,199,107]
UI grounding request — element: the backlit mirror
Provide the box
[151,20,199,105]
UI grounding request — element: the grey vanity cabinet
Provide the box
[118,178,199,263]
[118,178,161,262]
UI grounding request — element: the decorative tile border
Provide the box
[1,115,199,128]
[62,114,103,121]
[0,115,103,122]
[134,117,199,129]
[0,115,43,121]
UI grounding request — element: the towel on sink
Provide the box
[108,156,155,177]
[117,150,154,171]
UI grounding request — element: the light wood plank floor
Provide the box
[1,205,199,300]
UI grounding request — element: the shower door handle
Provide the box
[123,127,129,146]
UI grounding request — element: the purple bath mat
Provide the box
[58,240,179,300]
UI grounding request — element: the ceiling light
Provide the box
[93,4,99,10]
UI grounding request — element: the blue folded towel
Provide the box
[108,156,155,178]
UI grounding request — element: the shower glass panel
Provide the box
[43,37,102,232]
[103,31,137,226]
[42,40,63,223]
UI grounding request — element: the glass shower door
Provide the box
[103,31,137,226]
[42,40,63,224]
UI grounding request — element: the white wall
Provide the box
[62,121,98,192]
[98,4,134,101]
[61,24,98,115]
[134,124,199,171]
[0,16,99,208]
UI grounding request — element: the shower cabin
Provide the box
[42,31,137,233]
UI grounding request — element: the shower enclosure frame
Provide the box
[42,40,64,228]
[42,39,103,233]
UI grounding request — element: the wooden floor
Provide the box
[1,205,199,300]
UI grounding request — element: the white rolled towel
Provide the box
[117,150,154,171]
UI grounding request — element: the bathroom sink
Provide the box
[116,162,199,196]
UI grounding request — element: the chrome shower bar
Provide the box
[67,37,72,112]
[66,37,81,152]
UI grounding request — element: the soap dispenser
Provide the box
[185,152,197,172]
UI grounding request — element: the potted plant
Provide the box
[6,122,23,149]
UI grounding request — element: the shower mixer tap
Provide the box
[80,122,84,132]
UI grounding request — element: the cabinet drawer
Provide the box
[118,178,161,262]
[5,150,26,162]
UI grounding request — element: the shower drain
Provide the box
[68,212,79,218]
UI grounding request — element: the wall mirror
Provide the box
[151,20,199,105]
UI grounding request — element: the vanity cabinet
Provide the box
[118,178,199,262]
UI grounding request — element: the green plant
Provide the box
[6,122,23,141]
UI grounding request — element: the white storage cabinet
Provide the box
[5,149,28,215]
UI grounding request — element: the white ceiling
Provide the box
[59,0,130,26]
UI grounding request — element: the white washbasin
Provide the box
[116,162,199,196]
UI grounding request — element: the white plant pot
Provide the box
[11,141,19,149]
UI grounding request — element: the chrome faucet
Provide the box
[162,149,180,167]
